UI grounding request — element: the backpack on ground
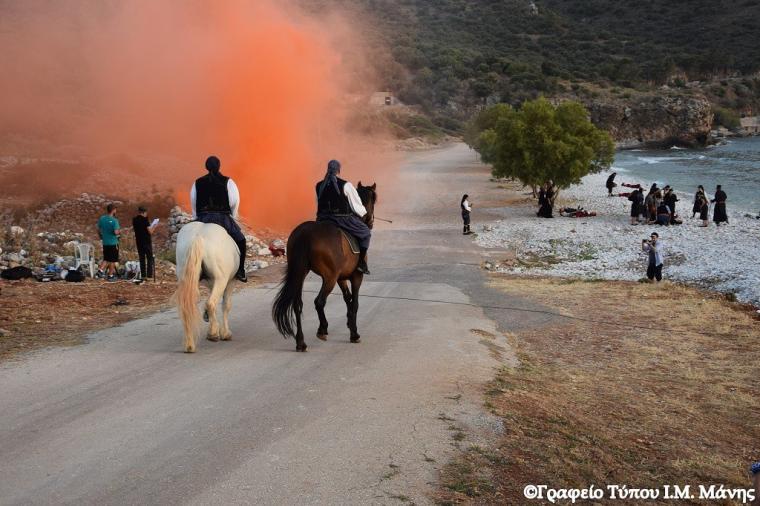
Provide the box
[64,268,85,282]
[1,266,35,280]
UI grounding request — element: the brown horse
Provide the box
[272,183,377,351]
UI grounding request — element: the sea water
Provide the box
[613,137,760,213]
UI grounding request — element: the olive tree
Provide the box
[466,98,614,198]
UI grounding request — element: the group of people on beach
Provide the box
[607,173,729,228]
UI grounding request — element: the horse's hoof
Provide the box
[296,346,307,352]
[317,333,328,341]
[221,334,232,341]
[185,346,196,353]
[207,335,220,342]
[350,336,361,343]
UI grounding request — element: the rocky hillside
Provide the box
[564,88,714,148]
[318,0,760,145]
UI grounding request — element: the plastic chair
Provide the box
[74,242,95,278]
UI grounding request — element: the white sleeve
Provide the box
[228,179,240,219]
[343,182,367,218]
[190,183,197,219]
[464,200,472,212]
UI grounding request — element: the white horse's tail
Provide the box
[175,236,204,352]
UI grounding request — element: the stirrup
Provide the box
[356,261,370,275]
[235,270,248,282]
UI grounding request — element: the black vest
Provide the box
[316,177,351,216]
[195,173,231,215]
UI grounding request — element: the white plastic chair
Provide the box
[74,242,95,278]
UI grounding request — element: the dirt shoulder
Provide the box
[0,278,177,361]
[436,275,760,504]
[0,267,282,362]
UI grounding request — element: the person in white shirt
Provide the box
[190,155,248,282]
[461,194,472,235]
[641,232,664,282]
[315,160,372,274]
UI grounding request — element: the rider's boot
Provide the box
[463,225,468,235]
[235,238,248,282]
[357,248,370,275]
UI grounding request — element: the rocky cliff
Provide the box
[581,92,714,149]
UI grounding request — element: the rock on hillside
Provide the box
[583,93,713,149]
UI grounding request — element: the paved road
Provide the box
[0,144,550,505]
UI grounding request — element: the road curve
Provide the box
[0,144,546,505]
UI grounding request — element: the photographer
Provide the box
[641,232,664,282]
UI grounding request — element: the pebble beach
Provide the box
[477,170,760,306]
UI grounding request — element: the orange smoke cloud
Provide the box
[0,0,393,231]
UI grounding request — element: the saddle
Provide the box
[339,229,360,255]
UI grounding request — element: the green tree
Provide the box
[470,98,614,196]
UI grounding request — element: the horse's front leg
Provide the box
[315,276,337,341]
[220,283,234,341]
[349,272,363,343]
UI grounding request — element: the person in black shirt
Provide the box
[711,184,728,226]
[132,206,157,279]
[605,172,617,196]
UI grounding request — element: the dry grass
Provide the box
[437,276,760,505]
[0,278,177,361]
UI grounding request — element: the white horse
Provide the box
[174,222,240,353]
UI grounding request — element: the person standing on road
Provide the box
[642,232,664,282]
[461,194,472,234]
[132,206,157,280]
[97,203,121,281]
[712,184,728,226]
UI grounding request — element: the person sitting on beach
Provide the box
[621,182,643,190]
[606,172,618,196]
[655,202,671,226]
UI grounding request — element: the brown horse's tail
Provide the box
[272,233,309,338]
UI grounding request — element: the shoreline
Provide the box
[476,171,760,307]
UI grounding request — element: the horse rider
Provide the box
[190,155,248,282]
[316,159,371,275]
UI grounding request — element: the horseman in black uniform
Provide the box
[316,159,371,274]
[190,155,248,282]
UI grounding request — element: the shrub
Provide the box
[712,106,741,129]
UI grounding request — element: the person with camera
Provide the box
[641,232,665,282]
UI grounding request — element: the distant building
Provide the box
[740,116,760,134]
[369,91,398,107]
